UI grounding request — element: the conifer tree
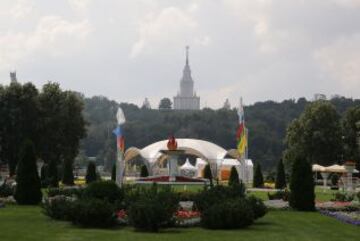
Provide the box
[253,163,264,188]
[140,164,149,177]
[40,163,49,187]
[62,160,74,186]
[275,159,286,189]
[204,164,213,186]
[228,166,240,186]
[48,159,59,188]
[86,161,97,184]
[289,156,315,211]
[14,140,42,205]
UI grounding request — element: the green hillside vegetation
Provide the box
[81,96,360,171]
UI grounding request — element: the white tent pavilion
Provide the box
[312,164,359,189]
[179,159,197,177]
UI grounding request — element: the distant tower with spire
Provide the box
[10,71,18,83]
[173,46,200,110]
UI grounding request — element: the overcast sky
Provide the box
[1,0,360,108]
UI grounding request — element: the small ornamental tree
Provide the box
[204,164,213,186]
[111,164,116,181]
[289,156,315,211]
[253,163,264,188]
[140,165,149,177]
[48,159,59,188]
[275,159,286,189]
[86,161,97,184]
[62,160,74,186]
[228,166,240,186]
[14,140,42,205]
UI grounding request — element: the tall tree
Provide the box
[342,106,360,173]
[289,156,315,211]
[253,163,264,188]
[14,140,42,205]
[275,159,286,189]
[284,100,342,167]
[48,159,59,188]
[0,82,39,176]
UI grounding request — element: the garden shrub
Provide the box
[331,174,339,186]
[42,196,74,221]
[128,199,168,232]
[0,182,13,197]
[247,195,267,219]
[178,191,199,202]
[332,192,354,202]
[127,184,179,231]
[194,184,245,211]
[70,198,116,228]
[47,187,83,198]
[268,190,290,201]
[201,198,254,229]
[83,181,123,203]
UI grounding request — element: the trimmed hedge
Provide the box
[83,180,123,203]
[201,198,254,229]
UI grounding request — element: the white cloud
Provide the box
[0,16,92,71]
[130,6,203,58]
[314,34,360,91]
[10,0,33,20]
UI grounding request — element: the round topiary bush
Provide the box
[201,198,254,229]
[247,195,267,219]
[42,196,74,221]
[83,181,123,203]
[128,199,167,232]
[70,198,116,228]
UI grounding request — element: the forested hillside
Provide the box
[81,96,360,171]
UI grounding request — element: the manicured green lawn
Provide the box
[0,205,359,241]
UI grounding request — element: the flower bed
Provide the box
[317,201,360,226]
[175,210,201,227]
[320,210,360,226]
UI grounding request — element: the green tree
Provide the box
[284,100,342,167]
[86,161,97,184]
[228,166,240,186]
[289,156,315,211]
[275,159,286,189]
[342,106,360,173]
[140,165,149,177]
[0,82,39,176]
[62,160,74,186]
[203,164,213,186]
[253,163,264,188]
[111,164,116,181]
[40,164,49,187]
[48,159,59,188]
[14,140,42,205]
[158,98,172,110]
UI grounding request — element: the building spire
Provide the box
[185,45,189,65]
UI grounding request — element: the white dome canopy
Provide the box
[125,138,234,164]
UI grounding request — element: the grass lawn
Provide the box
[0,205,359,241]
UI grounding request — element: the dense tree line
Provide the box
[0,82,86,178]
[82,96,359,171]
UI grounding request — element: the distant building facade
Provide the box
[173,46,200,110]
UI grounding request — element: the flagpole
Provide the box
[114,107,126,187]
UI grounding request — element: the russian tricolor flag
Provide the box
[113,126,125,153]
